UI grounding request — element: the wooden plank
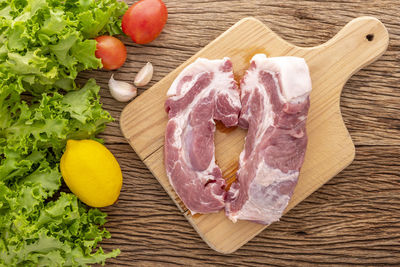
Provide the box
[120,16,388,253]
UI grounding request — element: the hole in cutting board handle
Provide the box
[366,34,374,41]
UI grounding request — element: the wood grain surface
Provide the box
[77,0,400,265]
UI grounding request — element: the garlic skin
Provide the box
[109,74,137,102]
[134,62,153,87]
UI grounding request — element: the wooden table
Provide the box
[80,1,400,265]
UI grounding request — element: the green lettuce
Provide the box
[0,0,127,266]
[2,79,112,155]
[0,0,127,93]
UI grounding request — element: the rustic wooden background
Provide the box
[78,0,400,266]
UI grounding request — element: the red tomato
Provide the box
[95,36,127,70]
[122,0,168,44]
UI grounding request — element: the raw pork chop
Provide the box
[165,57,241,214]
[226,54,312,224]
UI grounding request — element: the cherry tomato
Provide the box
[95,36,127,70]
[122,0,168,44]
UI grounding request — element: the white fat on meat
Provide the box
[226,54,312,225]
[252,55,312,102]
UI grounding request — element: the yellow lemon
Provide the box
[60,139,122,208]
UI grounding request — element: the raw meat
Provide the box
[165,57,241,214]
[226,54,312,225]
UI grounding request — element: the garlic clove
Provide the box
[134,62,153,87]
[109,74,137,102]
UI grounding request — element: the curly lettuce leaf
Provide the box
[1,79,112,155]
[0,0,127,93]
[1,193,120,266]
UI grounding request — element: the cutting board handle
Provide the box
[304,16,389,95]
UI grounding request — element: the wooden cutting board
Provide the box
[120,16,388,254]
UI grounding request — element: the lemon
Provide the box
[60,139,122,208]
